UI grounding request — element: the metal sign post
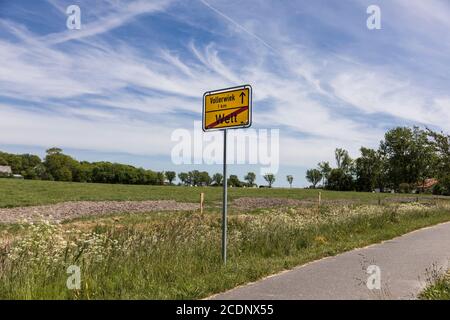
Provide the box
[222,129,227,264]
[202,85,252,265]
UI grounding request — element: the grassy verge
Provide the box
[0,178,439,208]
[419,270,450,300]
[1,202,450,299]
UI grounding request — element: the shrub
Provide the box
[432,183,444,195]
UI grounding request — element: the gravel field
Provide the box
[0,197,366,223]
[0,200,200,223]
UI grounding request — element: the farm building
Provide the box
[416,178,439,193]
[0,165,12,177]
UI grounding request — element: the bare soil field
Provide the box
[0,200,199,223]
[0,197,314,223]
[0,196,360,223]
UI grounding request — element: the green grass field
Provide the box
[1,178,450,299]
[0,178,435,208]
[1,202,450,299]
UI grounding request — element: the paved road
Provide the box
[211,222,450,300]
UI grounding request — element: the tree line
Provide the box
[4,125,447,193]
[305,126,450,195]
[0,148,279,187]
[0,148,166,185]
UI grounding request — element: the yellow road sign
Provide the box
[202,85,252,131]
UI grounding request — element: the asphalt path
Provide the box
[211,222,450,300]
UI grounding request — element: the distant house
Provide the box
[416,178,439,193]
[0,165,12,177]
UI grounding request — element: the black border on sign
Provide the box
[202,84,252,132]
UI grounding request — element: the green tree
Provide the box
[7,156,22,173]
[91,162,115,183]
[228,175,243,187]
[165,171,176,185]
[199,171,212,186]
[286,175,294,188]
[326,168,354,191]
[188,170,201,186]
[244,172,256,187]
[33,163,53,180]
[178,172,189,186]
[156,172,165,185]
[380,127,435,190]
[56,167,73,181]
[318,161,332,186]
[355,147,386,192]
[44,148,79,182]
[18,154,42,177]
[212,173,223,186]
[305,169,322,188]
[427,129,450,194]
[412,128,437,191]
[46,147,63,155]
[0,151,42,174]
[263,173,275,188]
[335,148,352,172]
[73,161,93,183]
[144,170,158,185]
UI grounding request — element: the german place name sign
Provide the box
[202,85,252,131]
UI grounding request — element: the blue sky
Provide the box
[1,0,450,187]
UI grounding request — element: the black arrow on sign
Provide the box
[239,91,246,104]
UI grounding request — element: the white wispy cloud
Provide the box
[42,0,173,44]
[1,0,449,175]
[0,103,174,156]
[330,67,450,131]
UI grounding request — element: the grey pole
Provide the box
[222,129,228,264]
